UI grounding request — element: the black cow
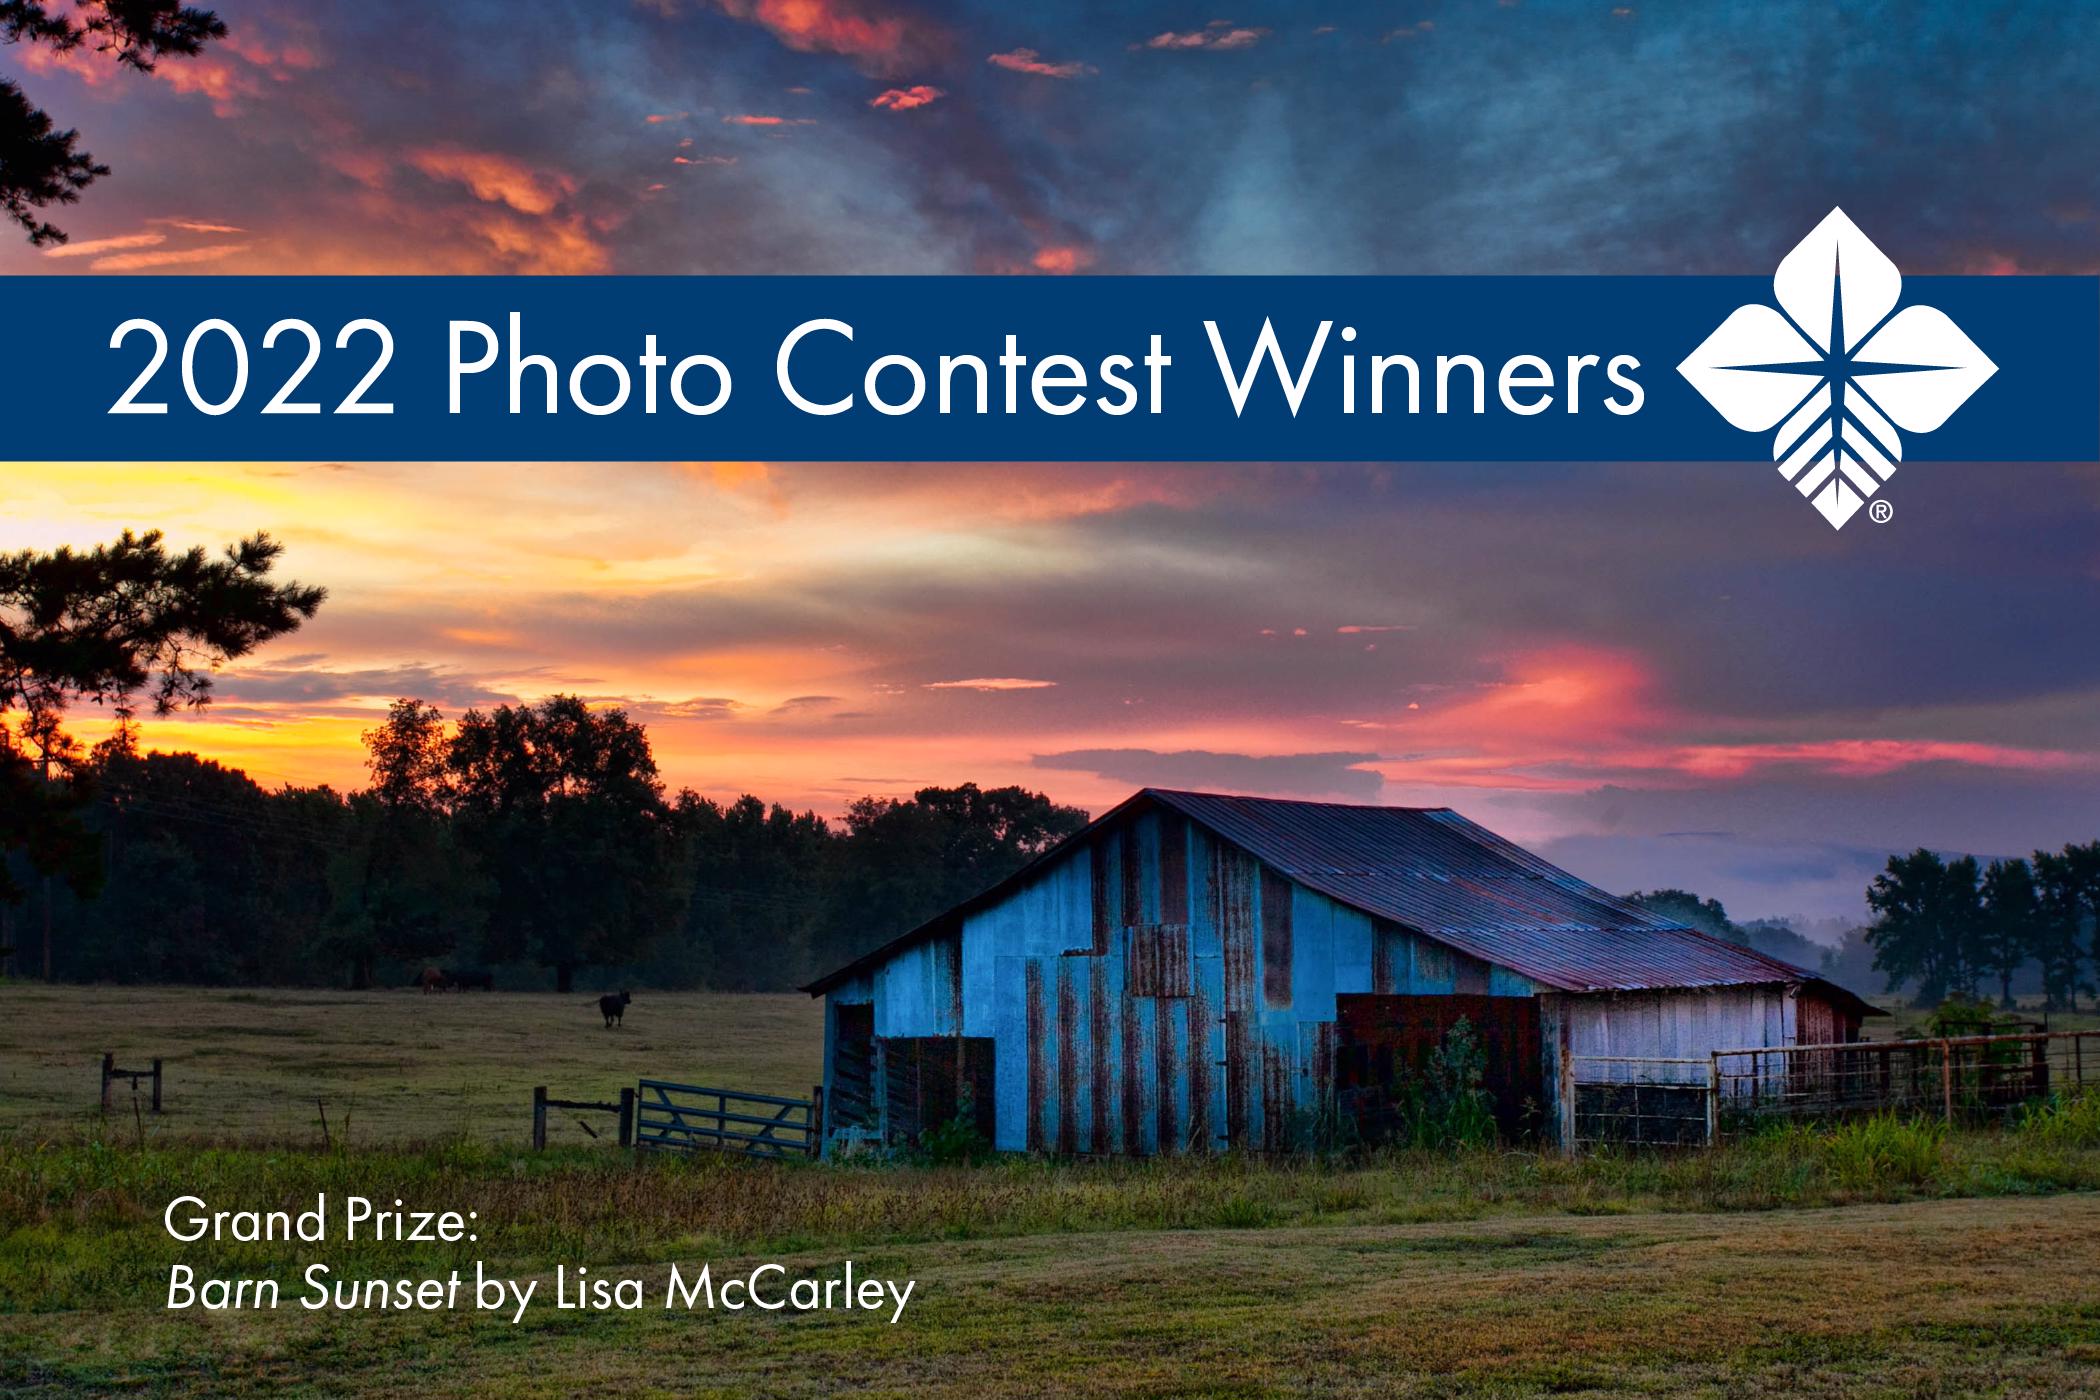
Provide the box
[599,990,631,1028]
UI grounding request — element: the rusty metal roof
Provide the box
[804,788,1878,1011]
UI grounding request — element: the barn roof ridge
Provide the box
[800,787,1879,1017]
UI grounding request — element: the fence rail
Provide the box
[531,1085,635,1149]
[632,1079,819,1160]
[1568,1030,2100,1149]
[100,1053,162,1114]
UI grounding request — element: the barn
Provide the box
[802,788,1880,1154]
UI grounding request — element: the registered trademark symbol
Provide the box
[1868,499,1894,524]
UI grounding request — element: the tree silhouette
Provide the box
[1,1,226,244]
[1865,849,1982,1006]
[0,529,322,975]
[326,699,479,988]
[447,695,680,994]
[1977,856,2039,1010]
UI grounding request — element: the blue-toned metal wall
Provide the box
[823,805,1544,1154]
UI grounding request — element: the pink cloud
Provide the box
[924,677,1058,691]
[707,0,944,74]
[644,111,691,123]
[673,154,738,166]
[986,47,1096,78]
[152,218,248,234]
[869,84,945,110]
[1031,244,1095,274]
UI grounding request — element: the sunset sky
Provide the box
[7,0,2100,927]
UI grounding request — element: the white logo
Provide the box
[1678,208,1997,528]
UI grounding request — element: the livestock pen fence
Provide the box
[1570,1029,2100,1149]
[527,1078,821,1159]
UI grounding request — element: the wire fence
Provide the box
[1569,1030,2100,1149]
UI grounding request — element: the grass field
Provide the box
[4,985,2099,1396]
[0,985,822,1146]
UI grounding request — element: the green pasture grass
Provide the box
[0,985,822,1147]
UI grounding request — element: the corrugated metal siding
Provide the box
[816,790,1858,1156]
[960,807,1537,1153]
[1566,986,1796,1081]
[1148,790,1817,994]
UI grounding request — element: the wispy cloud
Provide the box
[43,231,166,258]
[925,677,1058,691]
[1137,22,1269,51]
[870,84,945,110]
[986,47,1096,78]
[92,243,252,271]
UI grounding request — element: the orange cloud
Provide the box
[723,114,817,126]
[869,84,944,110]
[1031,244,1095,274]
[92,243,252,271]
[673,154,738,166]
[925,678,1058,691]
[986,47,1096,78]
[42,231,165,259]
[645,111,691,123]
[407,146,576,215]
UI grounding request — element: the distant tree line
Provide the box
[5,696,1090,992]
[1862,847,2100,1010]
[1632,845,2100,1014]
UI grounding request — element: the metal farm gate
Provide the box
[632,1079,819,1159]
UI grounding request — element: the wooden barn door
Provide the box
[1333,994,1544,1143]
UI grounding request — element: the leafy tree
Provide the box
[0,530,322,976]
[1977,856,2040,1009]
[664,792,832,991]
[1625,887,1735,941]
[2033,847,2098,1012]
[326,700,479,988]
[447,695,680,993]
[1865,849,1983,1006]
[821,783,1089,971]
[64,746,343,983]
[1,0,225,244]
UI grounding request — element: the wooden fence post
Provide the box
[1940,1040,1954,1123]
[532,1086,548,1150]
[100,1053,113,1113]
[1706,1052,1720,1148]
[150,1059,163,1114]
[618,1088,635,1149]
[811,1084,825,1156]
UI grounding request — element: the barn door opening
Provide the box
[1333,993,1544,1143]
[830,1003,876,1135]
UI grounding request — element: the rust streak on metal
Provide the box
[1090,838,1113,957]
[1188,976,1213,1151]
[1089,956,1111,1154]
[1024,960,1045,1154]
[1261,866,1293,1008]
[1156,997,1178,1151]
[1122,993,1144,1154]
[1121,824,1143,928]
[1371,923,1395,994]
[1215,843,1257,1148]
[1056,960,1079,1155]
[1158,811,1188,925]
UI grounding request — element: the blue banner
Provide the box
[3,275,2091,462]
